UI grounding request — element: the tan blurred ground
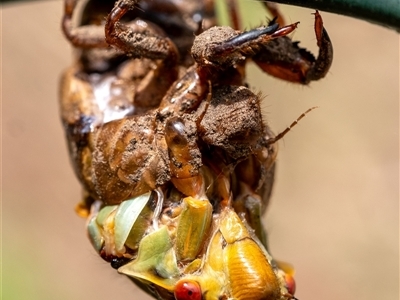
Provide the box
[2,1,399,300]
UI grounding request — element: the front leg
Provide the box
[62,0,109,48]
[253,10,333,84]
[307,11,334,81]
[191,21,298,74]
[105,0,179,66]
[104,0,180,97]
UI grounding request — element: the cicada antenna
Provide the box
[266,106,318,145]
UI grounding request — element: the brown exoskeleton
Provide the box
[60,1,333,299]
[60,0,217,209]
[61,0,332,207]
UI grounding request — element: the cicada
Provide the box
[59,0,332,299]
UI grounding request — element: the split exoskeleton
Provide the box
[60,0,333,299]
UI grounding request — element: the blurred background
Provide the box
[2,1,399,300]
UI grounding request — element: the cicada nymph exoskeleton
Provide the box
[60,0,332,299]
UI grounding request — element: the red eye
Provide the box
[174,280,202,300]
[284,273,296,296]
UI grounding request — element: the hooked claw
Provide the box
[253,10,333,84]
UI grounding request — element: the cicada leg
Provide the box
[164,116,205,198]
[105,0,181,109]
[192,21,298,70]
[162,83,212,199]
[62,0,109,48]
[105,0,179,65]
[253,10,333,84]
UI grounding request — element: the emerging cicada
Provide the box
[60,0,332,299]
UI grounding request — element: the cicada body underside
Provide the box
[60,0,332,299]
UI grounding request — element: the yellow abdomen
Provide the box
[226,238,281,300]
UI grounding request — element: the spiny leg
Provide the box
[62,0,108,48]
[266,107,318,145]
[305,10,333,82]
[165,116,203,198]
[252,10,333,84]
[192,21,298,69]
[105,0,179,65]
[213,22,298,56]
[104,0,180,107]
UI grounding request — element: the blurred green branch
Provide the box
[1,0,399,31]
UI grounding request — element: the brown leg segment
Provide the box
[192,21,298,69]
[305,11,333,82]
[62,0,108,48]
[105,0,179,65]
[252,10,333,84]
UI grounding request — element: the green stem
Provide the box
[267,0,400,31]
[2,0,399,31]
